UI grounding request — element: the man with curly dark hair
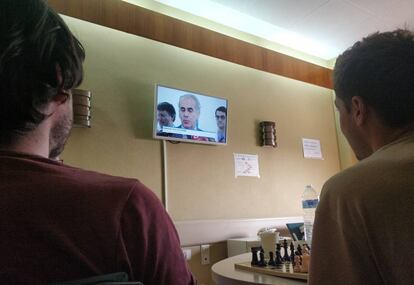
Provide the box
[309,30,414,285]
[0,1,196,284]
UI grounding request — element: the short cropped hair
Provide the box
[0,0,85,144]
[157,102,176,121]
[334,29,414,128]
[179,94,200,112]
[215,106,227,115]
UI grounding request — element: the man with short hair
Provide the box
[176,94,210,141]
[309,29,414,285]
[215,106,227,143]
[0,1,195,284]
[178,94,201,130]
[157,102,176,136]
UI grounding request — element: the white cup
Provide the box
[260,231,279,260]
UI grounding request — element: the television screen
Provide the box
[153,84,228,145]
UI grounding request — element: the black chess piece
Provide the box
[251,247,260,266]
[296,244,302,256]
[268,251,276,266]
[282,239,291,262]
[258,247,267,267]
[290,242,295,262]
[275,243,283,267]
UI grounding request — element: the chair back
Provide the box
[50,272,143,285]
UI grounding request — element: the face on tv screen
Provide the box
[154,85,228,145]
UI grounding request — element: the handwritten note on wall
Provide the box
[234,153,260,178]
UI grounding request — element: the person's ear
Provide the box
[351,96,368,126]
[53,89,71,105]
[53,64,70,105]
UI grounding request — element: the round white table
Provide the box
[211,253,307,285]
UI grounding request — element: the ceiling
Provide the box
[154,0,414,60]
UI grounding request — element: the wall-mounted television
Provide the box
[153,84,228,145]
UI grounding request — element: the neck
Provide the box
[0,123,51,158]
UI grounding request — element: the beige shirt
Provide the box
[309,132,414,285]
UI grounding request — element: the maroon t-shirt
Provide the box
[0,151,196,285]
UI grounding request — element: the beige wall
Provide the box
[183,242,228,285]
[63,15,340,220]
[62,16,341,285]
[332,94,358,170]
[328,59,358,170]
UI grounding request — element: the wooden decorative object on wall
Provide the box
[260,121,277,148]
[72,89,91,128]
[47,0,333,89]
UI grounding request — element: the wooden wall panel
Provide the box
[47,0,333,89]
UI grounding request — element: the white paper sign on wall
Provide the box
[234,153,260,178]
[302,138,323,160]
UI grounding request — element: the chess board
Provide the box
[235,261,308,281]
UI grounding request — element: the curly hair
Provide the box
[215,106,227,115]
[0,0,85,144]
[157,102,176,121]
[334,29,414,128]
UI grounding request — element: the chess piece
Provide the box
[275,243,283,267]
[300,247,310,273]
[282,239,290,262]
[288,262,294,274]
[293,255,302,272]
[251,247,259,266]
[290,242,295,262]
[258,247,267,267]
[296,244,302,256]
[268,251,276,266]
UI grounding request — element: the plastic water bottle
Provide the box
[302,185,319,247]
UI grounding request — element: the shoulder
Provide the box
[63,166,166,222]
[324,141,414,196]
[321,162,363,198]
[319,147,410,216]
[56,164,158,207]
[123,179,164,213]
[61,163,163,212]
[60,164,138,189]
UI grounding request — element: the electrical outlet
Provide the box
[182,248,192,261]
[200,244,210,265]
